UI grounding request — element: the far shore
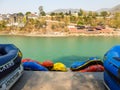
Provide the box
[0,31,120,37]
[1,33,120,37]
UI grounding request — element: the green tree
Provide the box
[59,12,64,18]
[25,12,31,16]
[25,12,31,23]
[0,21,7,30]
[100,11,108,19]
[17,12,24,16]
[88,11,93,16]
[92,12,98,18]
[23,16,27,24]
[65,12,69,16]
[70,16,76,23]
[69,10,71,16]
[113,12,120,28]
[50,12,56,16]
[38,6,46,16]
[17,12,24,23]
[77,21,84,25]
[78,9,84,16]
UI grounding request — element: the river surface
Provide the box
[1,35,120,67]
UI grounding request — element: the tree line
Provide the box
[0,6,120,33]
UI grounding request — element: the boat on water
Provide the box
[0,44,23,90]
[70,57,104,71]
[103,45,120,90]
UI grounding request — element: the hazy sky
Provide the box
[0,0,120,14]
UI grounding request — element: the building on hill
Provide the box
[27,14,38,19]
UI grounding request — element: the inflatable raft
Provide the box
[70,57,103,71]
[22,58,48,71]
[23,62,48,71]
[79,65,104,72]
[22,58,41,65]
[104,45,120,90]
[0,44,23,90]
[0,44,22,79]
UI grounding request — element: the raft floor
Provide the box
[11,71,107,90]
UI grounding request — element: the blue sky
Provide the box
[0,0,120,14]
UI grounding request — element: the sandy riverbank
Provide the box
[0,31,120,37]
[3,33,120,37]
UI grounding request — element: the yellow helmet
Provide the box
[52,62,67,72]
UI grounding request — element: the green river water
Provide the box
[1,35,120,67]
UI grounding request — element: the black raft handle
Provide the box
[113,57,120,61]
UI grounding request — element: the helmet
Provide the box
[52,62,67,72]
[42,60,54,70]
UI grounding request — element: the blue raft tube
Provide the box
[70,57,103,71]
[0,44,23,90]
[103,45,120,90]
